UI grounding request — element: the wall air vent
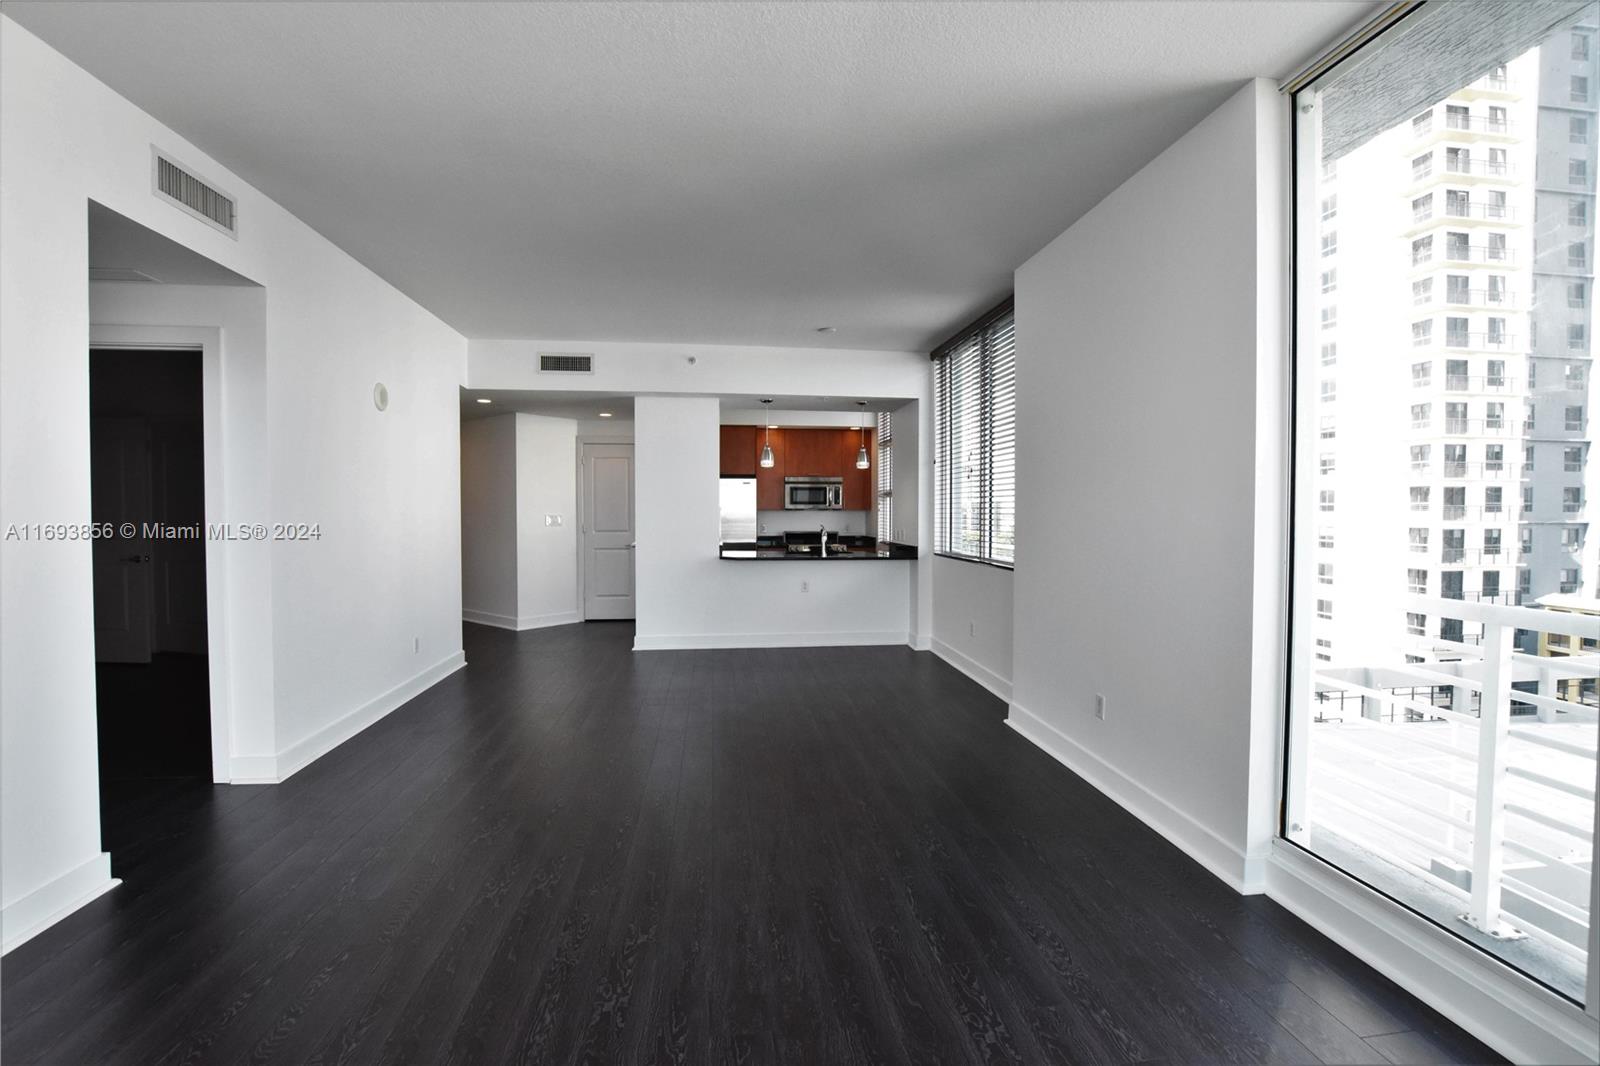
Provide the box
[152,149,238,237]
[538,352,595,374]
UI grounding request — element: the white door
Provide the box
[92,416,154,662]
[582,443,635,620]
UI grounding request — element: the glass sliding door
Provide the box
[1288,0,1600,1006]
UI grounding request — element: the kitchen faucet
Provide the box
[819,524,828,555]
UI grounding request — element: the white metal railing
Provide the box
[1301,597,1599,956]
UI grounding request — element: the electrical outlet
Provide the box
[545,514,563,527]
[800,580,809,593]
[1095,693,1107,721]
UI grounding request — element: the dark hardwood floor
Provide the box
[2,622,1504,1065]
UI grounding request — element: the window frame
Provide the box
[1282,0,1600,1020]
[931,297,1016,570]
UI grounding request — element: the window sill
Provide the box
[933,552,1015,572]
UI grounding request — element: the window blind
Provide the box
[876,410,894,542]
[933,299,1016,566]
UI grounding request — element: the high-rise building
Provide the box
[1311,26,1599,672]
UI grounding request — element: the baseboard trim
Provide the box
[930,638,1012,701]
[227,754,280,784]
[462,608,519,629]
[1006,701,1264,895]
[633,630,910,651]
[1266,840,1598,1065]
[233,650,467,785]
[2,852,119,955]
[463,608,580,631]
[515,610,580,630]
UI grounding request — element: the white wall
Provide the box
[889,399,921,545]
[514,413,579,628]
[1007,79,1287,894]
[461,415,519,625]
[1,18,467,951]
[931,558,1015,702]
[469,338,927,402]
[634,395,913,649]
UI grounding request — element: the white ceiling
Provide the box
[14,1,1372,350]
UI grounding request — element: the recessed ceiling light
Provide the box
[598,412,613,418]
[476,397,492,404]
[816,326,836,333]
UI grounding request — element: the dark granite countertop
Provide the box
[719,540,918,561]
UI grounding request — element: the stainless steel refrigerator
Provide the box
[718,478,757,543]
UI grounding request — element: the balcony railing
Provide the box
[1415,287,1517,309]
[1445,159,1515,180]
[1414,202,1518,225]
[1440,332,1519,351]
[1446,115,1515,135]
[1298,597,1598,975]
[1445,245,1514,266]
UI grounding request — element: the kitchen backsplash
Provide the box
[757,509,871,537]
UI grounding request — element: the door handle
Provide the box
[628,542,637,549]
[121,554,149,563]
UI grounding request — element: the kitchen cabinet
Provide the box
[755,428,785,510]
[839,427,875,511]
[783,428,835,477]
[731,425,876,512]
[719,425,757,476]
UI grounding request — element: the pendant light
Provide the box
[759,399,776,468]
[855,401,871,470]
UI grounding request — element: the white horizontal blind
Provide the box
[988,315,1017,564]
[876,411,894,541]
[934,302,1016,566]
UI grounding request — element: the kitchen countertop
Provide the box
[719,541,918,561]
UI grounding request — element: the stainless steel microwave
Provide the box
[784,476,844,510]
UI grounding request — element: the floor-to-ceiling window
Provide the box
[1288,0,1600,1007]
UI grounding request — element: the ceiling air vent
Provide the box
[152,149,238,237]
[538,352,594,374]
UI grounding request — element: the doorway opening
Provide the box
[89,348,212,860]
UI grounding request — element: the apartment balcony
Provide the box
[1437,504,1511,522]
[1296,596,1595,999]
[1404,202,1520,238]
[1408,160,1520,198]
[1416,417,1519,438]
[1410,246,1516,276]
[1439,547,1512,565]
[1414,287,1521,312]
[1452,76,1522,101]
[1411,116,1519,152]
[1431,332,1522,354]
[1412,460,1519,480]
[1435,374,1520,393]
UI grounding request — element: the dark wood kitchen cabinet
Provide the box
[731,425,877,512]
[782,428,835,477]
[719,424,757,476]
[755,428,785,510]
[839,427,875,511]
